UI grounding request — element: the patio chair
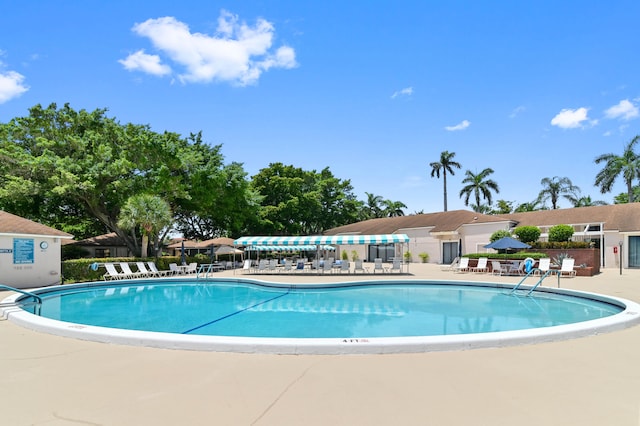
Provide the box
[339,260,350,274]
[491,261,508,276]
[470,257,488,273]
[119,262,145,279]
[103,263,124,280]
[242,259,252,274]
[294,260,306,273]
[185,263,198,274]
[147,261,171,276]
[354,259,366,273]
[534,258,551,276]
[440,257,460,271]
[323,258,334,273]
[453,257,470,273]
[559,258,576,277]
[373,258,385,274]
[169,263,182,275]
[390,258,402,273]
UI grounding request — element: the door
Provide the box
[629,236,640,268]
[443,242,458,264]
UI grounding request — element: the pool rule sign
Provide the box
[13,238,34,264]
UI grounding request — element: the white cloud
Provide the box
[391,87,413,99]
[509,105,525,118]
[604,99,639,121]
[550,107,595,129]
[121,11,297,86]
[444,120,470,131]
[0,70,29,104]
[119,50,171,76]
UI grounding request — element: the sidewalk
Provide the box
[2,265,640,425]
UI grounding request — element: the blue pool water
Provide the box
[32,280,622,339]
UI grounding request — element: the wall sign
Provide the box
[13,238,34,264]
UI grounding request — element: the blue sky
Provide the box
[1,1,639,214]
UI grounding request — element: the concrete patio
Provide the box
[2,263,640,425]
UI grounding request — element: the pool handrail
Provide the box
[0,284,43,306]
[510,269,561,295]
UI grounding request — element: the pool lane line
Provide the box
[180,289,291,335]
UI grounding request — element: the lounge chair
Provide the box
[440,257,460,271]
[534,258,551,276]
[103,263,124,280]
[491,261,508,276]
[354,259,366,273]
[453,257,470,273]
[147,261,172,276]
[339,260,350,274]
[294,260,306,273]
[322,258,334,273]
[470,257,488,273]
[119,262,145,279]
[373,258,385,274]
[135,262,152,277]
[390,258,402,273]
[559,258,576,277]
[242,259,252,274]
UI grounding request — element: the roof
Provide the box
[71,232,126,246]
[235,234,410,246]
[0,210,73,238]
[167,237,235,249]
[504,203,640,231]
[325,210,507,235]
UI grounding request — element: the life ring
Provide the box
[90,262,99,271]
[524,257,534,273]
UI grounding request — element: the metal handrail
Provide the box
[510,268,561,295]
[0,284,43,305]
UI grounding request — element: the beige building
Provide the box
[325,204,640,269]
[0,211,73,289]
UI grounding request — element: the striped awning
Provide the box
[234,234,409,246]
[245,245,335,252]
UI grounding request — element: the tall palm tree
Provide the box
[118,194,173,258]
[458,168,500,213]
[537,176,580,209]
[567,194,607,207]
[594,135,640,203]
[364,192,384,218]
[429,151,461,212]
[381,199,407,217]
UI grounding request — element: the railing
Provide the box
[510,269,561,295]
[0,284,43,315]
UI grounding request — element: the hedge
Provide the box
[62,256,199,283]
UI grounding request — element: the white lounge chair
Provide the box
[390,258,402,273]
[147,261,171,276]
[470,257,488,273]
[242,259,252,274]
[103,263,124,280]
[119,262,145,279]
[440,257,460,271]
[373,258,385,274]
[534,258,551,276]
[135,262,152,277]
[453,257,470,273]
[559,258,576,277]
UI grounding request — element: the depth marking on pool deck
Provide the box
[180,289,291,334]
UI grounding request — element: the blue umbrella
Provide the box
[484,236,531,250]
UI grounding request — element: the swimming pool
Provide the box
[3,278,640,354]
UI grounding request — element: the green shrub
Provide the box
[341,250,349,260]
[548,224,574,242]
[489,230,511,242]
[351,250,359,261]
[513,226,541,244]
[62,256,187,283]
[403,251,412,263]
[418,252,429,263]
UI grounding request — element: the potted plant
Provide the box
[403,251,412,263]
[418,252,429,263]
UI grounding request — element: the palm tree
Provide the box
[458,168,500,213]
[537,176,580,209]
[567,194,607,207]
[594,135,640,203]
[364,192,384,218]
[382,199,407,217]
[429,151,461,212]
[118,194,173,258]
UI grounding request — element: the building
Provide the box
[0,211,74,288]
[324,204,640,269]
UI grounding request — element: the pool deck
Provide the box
[2,264,640,425]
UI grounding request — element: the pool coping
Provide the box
[3,277,640,354]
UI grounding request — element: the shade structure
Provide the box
[234,234,410,246]
[245,245,335,252]
[180,240,186,265]
[484,236,531,250]
[214,245,244,256]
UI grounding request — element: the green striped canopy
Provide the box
[245,245,335,252]
[234,234,409,246]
